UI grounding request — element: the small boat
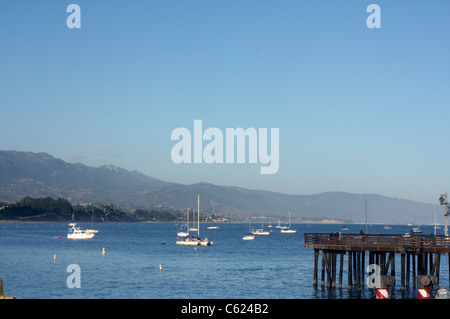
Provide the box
[198,238,213,246]
[280,211,296,234]
[177,231,189,237]
[252,229,270,235]
[85,211,99,234]
[243,218,255,240]
[177,208,191,237]
[412,227,422,233]
[243,234,255,240]
[252,216,271,235]
[207,226,220,230]
[383,225,392,230]
[436,287,450,299]
[275,219,283,229]
[176,195,212,246]
[67,223,95,239]
[53,236,62,239]
[341,226,349,231]
[176,236,200,246]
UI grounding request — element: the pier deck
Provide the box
[304,233,450,254]
[304,233,450,291]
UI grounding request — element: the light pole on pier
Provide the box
[439,193,448,237]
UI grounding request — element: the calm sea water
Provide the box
[0,222,448,299]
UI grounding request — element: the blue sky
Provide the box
[1,1,450,204]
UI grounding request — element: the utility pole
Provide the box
[439,193,448,237]
[365,198,368,234]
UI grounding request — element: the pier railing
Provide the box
[304,233,450,253]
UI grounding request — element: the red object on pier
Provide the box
[376,288,389,299]
[418,287,431,299]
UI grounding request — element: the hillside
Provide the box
[0,150,442,224]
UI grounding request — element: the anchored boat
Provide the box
[176,195,213,246]
[280,211,296,234]
[252,216,271,235]
[67,223,95,239]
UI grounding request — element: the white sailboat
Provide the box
[177,208,190,237]
[84,212,99,234]
[177,205,199,245]
[275,219,289,229]
[252,217,270,235]
[243,218,255,240]
[280,211,296,234]
[197,196,213,246]
[176,195,212,246]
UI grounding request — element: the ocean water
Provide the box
[0,222,448,299]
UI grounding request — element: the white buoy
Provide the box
[159,264,162,271]
[53,254,56,261]
[102,248,106,255]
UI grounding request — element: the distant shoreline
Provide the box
[0,219,347,225]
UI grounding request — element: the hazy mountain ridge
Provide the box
[0,150,442,224]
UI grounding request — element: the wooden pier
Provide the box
[304,233,450,290]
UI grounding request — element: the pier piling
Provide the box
[305,233,450,295]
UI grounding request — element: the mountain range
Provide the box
[0,150,443,224]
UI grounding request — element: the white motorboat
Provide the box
[67,223,95,239]
[280,211,296,234]
[177,231,189,237]
[243,234,255,240]
[207,226,220,230]
[413,227,422,233]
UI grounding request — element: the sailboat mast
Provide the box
[198,195,200,238]
[289,211,291,227]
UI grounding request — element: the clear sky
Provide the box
[1,1,449,204]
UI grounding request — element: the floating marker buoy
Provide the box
[159,264,162,271]
[102,248,106,255]
[53,254,56,261]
